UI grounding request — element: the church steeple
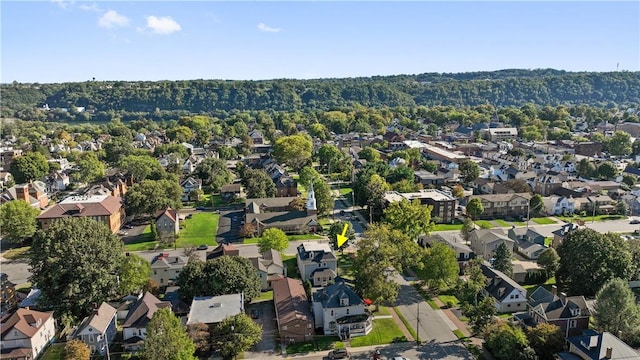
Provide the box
[306,178,317,215]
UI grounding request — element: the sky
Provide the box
[2,1,639,83]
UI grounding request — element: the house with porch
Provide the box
[312,279,372,339]
[69,302,117,356]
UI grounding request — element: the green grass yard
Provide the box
[493,219,511,227]
[40,344,65,360]
[556,214,626,222]
[2,246,30,260]
[243,233,323,244]
[124,225,159,251]
[286,336,341,354]
[432,223,463,231]
[253,290,273,302]
[437,294,460,307]
[176,213,220,248]
[349,318,407,347]
[475,220,494,229]
[531,217,557,225]
[371,306,391,316]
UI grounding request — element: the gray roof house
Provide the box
[121,292,171,349]
[469,229,515,261]
[186,293,245,325]
[312,279,372,339]
[507,227,548,260]
[481,263,527,313]
[558,330,640,360]
[296,242,337,287]
[70,302,117,356]
[250,249,286,290]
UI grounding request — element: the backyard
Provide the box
[176,212,220,247]
[40,343,65,360]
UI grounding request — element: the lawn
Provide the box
[531,217,557,225]
[556,214,626,222]
[337,253,356,281]
[40,343,65,360]
[349,318,407,347]
[253,290,273,302]
[437,294,460,308]
[286,336,340,354]
[283,255,300,279]
[243,233,323,244]
[3,246,30,260]
[493,219,511,227]
[339,188,353,196]
[475,220,494,229]
[371,306,391,316]
[124,225,158,251]
[432,223,463,231]
[176,213,220,248]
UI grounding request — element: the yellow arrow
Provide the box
[337,223,349,248]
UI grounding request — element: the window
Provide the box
[307,324,312,329]
[569,320,577,328]
[330,310,334,316]
[346,309,350,314]
[515,295,519,299]
[508,304,511,307]
[510,295,514,299]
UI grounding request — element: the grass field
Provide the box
[286,336,341,354]
[371,306,391,316]
[283,255,300,279]
[3,246,30,260]
[40,343,65,360]
[337,253,356,281]
[243,233,323,244]
[556,214,626,222]
[124,225,158,251]
[493,219,511,227]
[253,290,273,302]
[349,318,407,347]
[176,213,220,247]
[531,217,557,225]
[432,223,463,231]
[475,220,494,229]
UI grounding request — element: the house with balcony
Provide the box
[312,279,372,339]
[69,302,117,356]
[296,242,338,287]
[514,285,591,338]
[0,308,56,360]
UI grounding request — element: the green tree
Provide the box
[317,144,343,174]
[628,238,640,280]
[607,131,633,156]
[297,166,322,189]
[459,160,480,183]
[556,229,634,296]
[462,297,497,335]
[73,152,105,183]
[166,125,194,143]
[212,313,263,360]
[452,184,465,198]
[65,339,91,360]
[194,158,234,192]
[622,174,637,187]
[125,179,182,216]
[29,217,124,321]
[0,200,40,245]
[241,168,276,199]
[529,194,544,216]
[358,146,381,162]
[272,134,312,171]
[382,199,434,241]
[421,242,459,290]
[118,154,164,182]
[328,220,356,250]
[537,248,560,278]
[526,323,564,360]
[141,308,196,360]
[365,174,391,221]
[593,277,640,344]
[577,158,596,178]
[597,162,618,180]
[177,256,261,301]
[258,228,289,253]
[118,254,152,295]
[455,258,487,307]
[466,198,484,220]
[312,178,334,216]
[485,321,536,360]
[616,201,629,216]
[354,224,423,310]
[104,136,135,164]
[10,152,49,183]
[492,242,513,277]
[460,217,475,244]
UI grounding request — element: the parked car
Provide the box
[329,349,350,359]
[630,219,640,224]
[197,244,208,250]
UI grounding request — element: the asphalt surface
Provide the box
[216,209,244,244]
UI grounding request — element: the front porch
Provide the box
[335,313,373,339]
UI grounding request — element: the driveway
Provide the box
[216,210,244,244]
[245,300,278,355]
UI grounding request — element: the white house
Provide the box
[542,196,576,215]
[0,308,56,359]
[121,292,171,349]
[180,177,202,201]
[481,264,527,313]
[296,242,338,287]
[312,279,372,339]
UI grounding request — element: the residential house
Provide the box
[44,172,69,193]
[272,278,315,343]
[1,182,49,209]
[155,208,179,240]
[0,308,56,360]
[249,129,265,145]
[250,249,285,290]
[413,171,448,187]
[558,330,640,360]
[0,148,22,172]
[469,193,532,220]
[507,227,547,260]
[180,177,202,202]
[150,253,188,286]
[1,273,17,315]
[543,196,576,216]
[384,189,457,224]
[206,243,240,260]
[573,142,602,157]
[182,156,201,174]
[186,293,244,326]
[469,229,516,261]
[533,174,564,196]
[297,242,338,287]
[161,287,190,317]
[418,233,475,272]
[121,292,171,350]
[312,279,372,339]
[70,302,117,356]
[0,172,13,190]
[514,286,591,338]
[481,264,527,313]
[220,183,245,202]
[37,194,125,233]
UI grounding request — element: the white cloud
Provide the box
[145,16,181,35]
[98,10,130,29]
[51,0,74,9]
[79,3,102,12]
[257,22,281,33]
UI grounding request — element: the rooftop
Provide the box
[186,293,244,325]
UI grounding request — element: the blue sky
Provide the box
[2,1,639,83]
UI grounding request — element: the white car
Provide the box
[392,357,410,360]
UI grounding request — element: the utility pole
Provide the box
[104,333,111,360]
[416,302,420,346]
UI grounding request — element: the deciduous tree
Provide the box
[492,242,513,277]
[125,179,182,216]
[459,160,480,183]
[607,130,633,156]
[312,178,334,216]
[328,220,356,250]
[73,152,105,184]
[0,200,40,245]
[211,313,263,360]
[484,321,536,360]
[141,308,196,360]
[241,168,276,199]
[194,158,234,192]
[460,217,475,244]
[466,198,484,220]
[526,323,564,360]
[382,199,434,241]
[462,297,497,335]
[537,248,560,278]
[420,242,459,290]
[187,322,211,356]
[593,277,640,343]
[29,217,124,321]
[65,339,90,360]
[556,229,634,296]
[118,154,164,182]
[597,162,618,180]
[273,134,312,171]
[529,194,544,216]
[118,254,152,296]
[258,228,289,253]
[10,152,49,183]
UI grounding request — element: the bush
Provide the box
[523,270,548,285]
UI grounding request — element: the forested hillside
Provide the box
[2,69,639,120]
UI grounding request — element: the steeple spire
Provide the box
[306,177,317,215]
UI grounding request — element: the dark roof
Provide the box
[248,211,319,229]
[528,287,590,320]
[565,331,639,360]
[296,242,336,264]
[481,264,526,302]
[272,278,313,326]
[312,279,363,309]
[121,292,171,329]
